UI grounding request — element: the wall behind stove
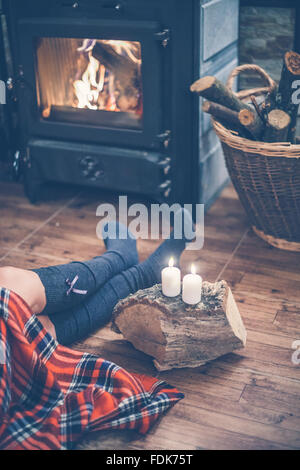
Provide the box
[239,6,296,89]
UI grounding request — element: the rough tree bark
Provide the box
[202,100,251,138]
[112,281,247,371]
[202,101,241,128]
[191,76,254,112]
[191,76,263,138]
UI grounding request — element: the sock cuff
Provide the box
[32,267,66,316]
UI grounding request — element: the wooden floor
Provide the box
[1,181,300,450]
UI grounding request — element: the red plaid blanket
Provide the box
[0,288,183,450]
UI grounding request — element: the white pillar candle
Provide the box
[182,264,202,305]
[161,257,181,297]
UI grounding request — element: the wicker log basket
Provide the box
[211,64,300,252]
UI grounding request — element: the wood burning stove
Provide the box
[5,0,239,206]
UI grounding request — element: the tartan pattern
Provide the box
[0,288,183,450]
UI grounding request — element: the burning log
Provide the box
[92,41,138,79]
[112,281,247,371]
[45,105,141,130]
[91,41,141,112]
[277,51,300,143]
[262,109,291,142]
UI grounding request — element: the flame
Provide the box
[73,55,103,110]
[169,257,174,268]
[73,39,141,113]
[42,107,51,119]
[191,264,196,275]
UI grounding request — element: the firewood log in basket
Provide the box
[112,281,247,371]
[191,51,300,143]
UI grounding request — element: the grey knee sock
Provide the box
[33,222,138,315]
[50,209,194,345]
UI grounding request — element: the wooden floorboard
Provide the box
[0,181,299,450]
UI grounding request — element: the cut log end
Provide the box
[112,281,247,371]
[202,100,211,113]
[285,51,300,76]
[263,109,291,142]
[190,76,216,93]
[267,109,291,130]
[239,109,256,126]
[238,108,264,140]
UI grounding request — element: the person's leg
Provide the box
[32,222,138,315]
[0,266,57,338]
[0,221,137,317]
[49,209,194,345]
[0,266,47,314]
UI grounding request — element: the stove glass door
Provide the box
[35,37,143,130]
[18,19,164,149]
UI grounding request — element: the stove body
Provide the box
[7,0,239,205]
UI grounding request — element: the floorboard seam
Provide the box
[238,384,247,402]
[215,228,250,283]
[0,193,81,263]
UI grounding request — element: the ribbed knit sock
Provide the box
[50,209,194,345]
[33,222,138,315]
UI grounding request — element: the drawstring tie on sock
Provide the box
[66,276,88,297]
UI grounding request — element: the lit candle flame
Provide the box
[191,264,196,275]
[169,257,174,268]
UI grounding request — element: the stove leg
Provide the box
[24,175,44,204]
[23,160,44,204]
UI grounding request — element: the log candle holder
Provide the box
[112,281,247,371]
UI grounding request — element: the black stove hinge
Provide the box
[156,130,172,199]
[154,29,170,48]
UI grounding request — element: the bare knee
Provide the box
[0,266,20,289]
[0,266,46,314]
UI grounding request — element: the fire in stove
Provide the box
[35,37,143,129]
[74,39,142,113]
